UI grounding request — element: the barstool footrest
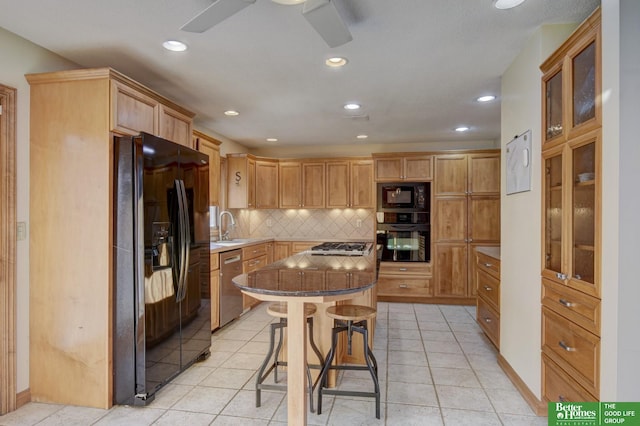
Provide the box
[320,389,379,399]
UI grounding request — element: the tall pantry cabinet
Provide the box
[540,8,601,402]
[433,152,500,301]
[26,68,195,408]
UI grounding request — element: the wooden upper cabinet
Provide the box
[227,154,253,209]
[110,74,194,146]
[194,130,221,207]
[326,159,373,208]
[302,162,325,208]
[255,159,279,209]
[374,154,432,181]
[159,104,193,148]
[351,160,374,208]
[279,162,302,208]
[468,196,501,242]
[434,197,467,242]
[434,154,468,195]
[541,8,601,148]
[469,154,500,194]
[111,80,158,135]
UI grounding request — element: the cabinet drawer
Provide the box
[379,262,431,276]
[543,354,597,403]
[377,276,432,296]
[243,255,268,273]
[210,253,219,271]
[542,278,600,336]
[542,307,600,397]
[242,243,268,260]
[476,269,500,310]
[477,297,499,348]
[476,252,500,279]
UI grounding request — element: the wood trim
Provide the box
[15,389,30,410]
[497,354,547,417]
[0,83,17,414]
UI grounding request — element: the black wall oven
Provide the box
[376,182,431,262]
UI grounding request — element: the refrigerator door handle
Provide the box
[176,179,191,302]
[175,179,187,302]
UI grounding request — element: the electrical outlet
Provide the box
[266,219,273,227]
[356,219,362,228]
[17,222,26,241]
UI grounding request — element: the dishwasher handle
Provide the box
[223,254,242,264]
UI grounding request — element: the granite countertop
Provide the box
[475,246,501,260]
[209,237,374,253]
[232,250,377,297]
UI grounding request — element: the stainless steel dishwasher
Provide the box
[219,249,244,327]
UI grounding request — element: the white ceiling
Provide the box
[0,0,599,149]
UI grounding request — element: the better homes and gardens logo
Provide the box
[549,402,640,426]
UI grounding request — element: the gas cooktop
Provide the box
[310,242,372,256]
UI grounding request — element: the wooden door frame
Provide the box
[0,83,17,414]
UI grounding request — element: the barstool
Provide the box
[255,302,324,412]
[317,304,380,419]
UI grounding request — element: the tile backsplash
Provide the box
[228,208,375,241]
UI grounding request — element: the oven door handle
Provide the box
[386,224,425,231]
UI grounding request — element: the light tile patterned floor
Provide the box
[0,303,547,425]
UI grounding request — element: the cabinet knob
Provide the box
[483,286,492,291]
[483,262,493,267]
[484,317,492,323]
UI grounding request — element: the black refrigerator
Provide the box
[113,132,211,405]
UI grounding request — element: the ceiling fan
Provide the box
[181,0,352,48]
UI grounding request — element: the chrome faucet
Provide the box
[219,210,236,241]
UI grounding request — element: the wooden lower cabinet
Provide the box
[543,354,597,402]
[273,241,291,262]
[542,307,600,398]
[377,262,433,301]
[434,244,468,298]
[242,243,271,309]
[210,253,220,330]
[475,248,501,348]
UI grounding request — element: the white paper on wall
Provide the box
[506,130,532,195]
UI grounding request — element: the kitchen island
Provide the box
[232,249,377,426]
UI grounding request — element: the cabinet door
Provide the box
[542,146,565,281]
[404,156,432,181]
[543,66,564,146]
[569,135,599,297]
[210,272,220,330]
[273,242,291,262]
[302,162,325,208]
[374,157,403,181]
[279,162,302,208]
[159,104,193,148]
[326,161,350,208]
[196,136,221,207]
[227,156,251,209]
[434,155,468,195]
[350,160,374,208]
[435,243,468,297]
[468,196,500,243]
[111,80,157,135]
[255,161,278,208]
[248,158,256,208]
[569,34,599,136]
[434,197,467,241]
[469,154,500,194]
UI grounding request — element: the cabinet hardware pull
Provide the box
[398,268,408,271]
[556,272,567,280]
[559,395,567,402]
[483,286,492,291]
[559,298,573,307]
[484,317,492,323]
[399,284,408,288]
[558,341,575,352]
[483,262,493,267]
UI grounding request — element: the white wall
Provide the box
[600,0,640,400]
[500,24,577,399]
[0,27,78,392]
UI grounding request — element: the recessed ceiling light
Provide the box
[325,57,348,68]
[455,126,470,132]
[272,0,305,4]
[477,95,496,102]
[162,40,188,52]
[224,110,239,116]
[356,134,368,140]
[266,138,278,142]
[494,0,526,10]
[344,103,361,111]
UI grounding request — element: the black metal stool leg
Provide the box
[256,321,279,407]
[317,324,340,415]
[273,318,285,383]
[360,326,381,419]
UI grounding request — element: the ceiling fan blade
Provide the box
[302,0,352,48]
[181,0,256,33]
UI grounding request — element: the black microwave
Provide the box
[377,182,429,210]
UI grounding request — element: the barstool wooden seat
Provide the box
[317,304,380,419]
[256,302,324,412]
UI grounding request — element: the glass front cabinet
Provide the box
[540,8,601,404]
